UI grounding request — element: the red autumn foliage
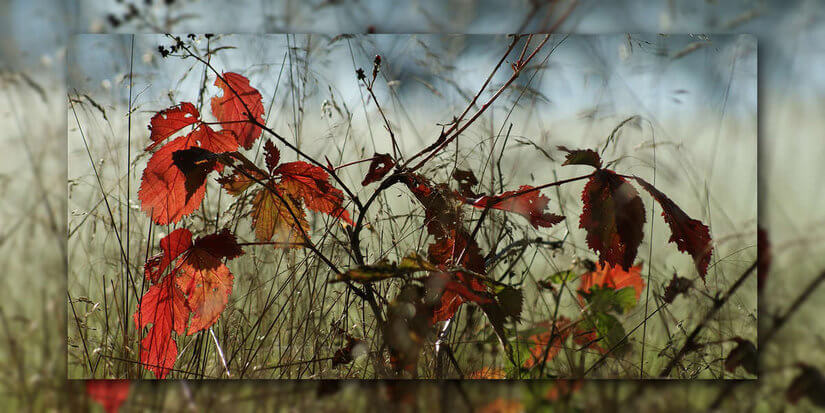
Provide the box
[133,272,188,378]
[361,153,395,186]
[523,317,573,368]
[128,57,723,380]
[264,139,280,174]
[147,102,199,151]
[276,161,354,226]
[579,169,646,271]
[633,176,713,280]
[466,185,564,229]
[134,229,243,377]
[176,230,243,334]
[402,174,491,322]
[211,72,264,150]
[86,380,131,413]
[578,262,645,300]
[139,124,237,225]
[144,227,193,283]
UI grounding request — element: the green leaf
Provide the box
[547,270,576,284]
[580,285,638,314]
[580,313,627,354]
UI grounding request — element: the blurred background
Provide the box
[1,0,823,410]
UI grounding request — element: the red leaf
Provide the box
[467,185,564,229]
[523,317,572,369]
[144,228,192,283]
[578,262,645,300]
[133,274,188,378]
[264,139,280,174]
[139,124,237,225]
[147,102,199,151]
[135,229,243,377]
[428,270,492,322]
[558,146,602,169]
[361,153,394,186]
[175,230,244,334]
[211,72,264,150]
[403,174,490,322]
[86,380,131,413]
[579,170,646,270]
[633,176,713,280]
[276,161,353,225]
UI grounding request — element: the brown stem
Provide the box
[658,260,757,377]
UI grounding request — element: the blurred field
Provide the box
[0,0,823,411]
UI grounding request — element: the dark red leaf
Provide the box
[331,335,363,368]
[361,153,394,186]
[558,146,602,169]
[633,176,713,280]
[663,272,693,304]
[724,337,757,374]
[579,170,646,270]
[86,380,131,413]
[786,364,825,407]
[191,228,245,261]
[211,72,264,150]
[264,139,280,174]
[135,229,244,376]
[467,185,564,229]
[172,147,218,202]
[402,174,490,322]
[147,102,199,151]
